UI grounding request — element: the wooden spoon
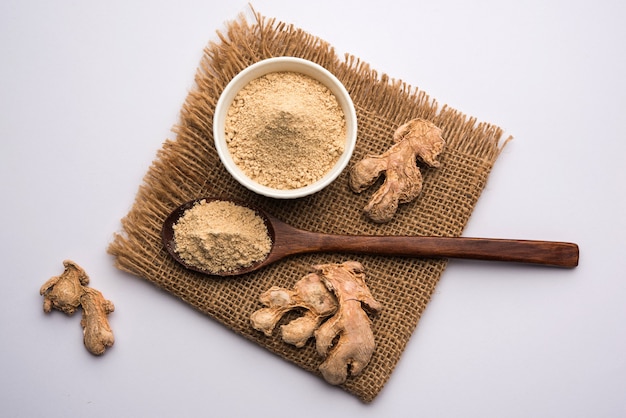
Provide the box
[161,198,579,276]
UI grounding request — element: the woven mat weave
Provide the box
[108,11,507,402]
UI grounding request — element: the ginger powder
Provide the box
[225,71,346,189]
[172,200,272,274]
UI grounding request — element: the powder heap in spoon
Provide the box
[172,200,272,274]
[225,71,346,189]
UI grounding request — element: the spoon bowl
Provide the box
[161,198,276,276]
[161,198,579,276]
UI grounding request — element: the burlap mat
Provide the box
[108,11,507,402]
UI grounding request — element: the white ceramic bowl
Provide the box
[213,57,357,199]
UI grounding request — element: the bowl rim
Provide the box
[213,56,357,199]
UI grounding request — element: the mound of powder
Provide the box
[225,71,346,189]
[172,200,272,274]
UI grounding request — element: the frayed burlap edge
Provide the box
[108,9,508,403]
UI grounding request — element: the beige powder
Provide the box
[173,200,272,274]
[225,71,346,189]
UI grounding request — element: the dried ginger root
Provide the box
[40,260,89,315]
[250,272,338,347]
[80,287,115,355]
[251,261,382,385]
[349,118,445,223]
[40,260,115,355]
[313,261,382,385]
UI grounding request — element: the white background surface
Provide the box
[1,1,625,417]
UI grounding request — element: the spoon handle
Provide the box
[288,233,579,267]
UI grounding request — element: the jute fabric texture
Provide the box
[108,11,507,402]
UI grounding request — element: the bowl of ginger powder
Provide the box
[214,57,357,199]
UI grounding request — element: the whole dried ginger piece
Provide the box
[251,261,381,385]
[40,260,115,355]
[349,118,445,223]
